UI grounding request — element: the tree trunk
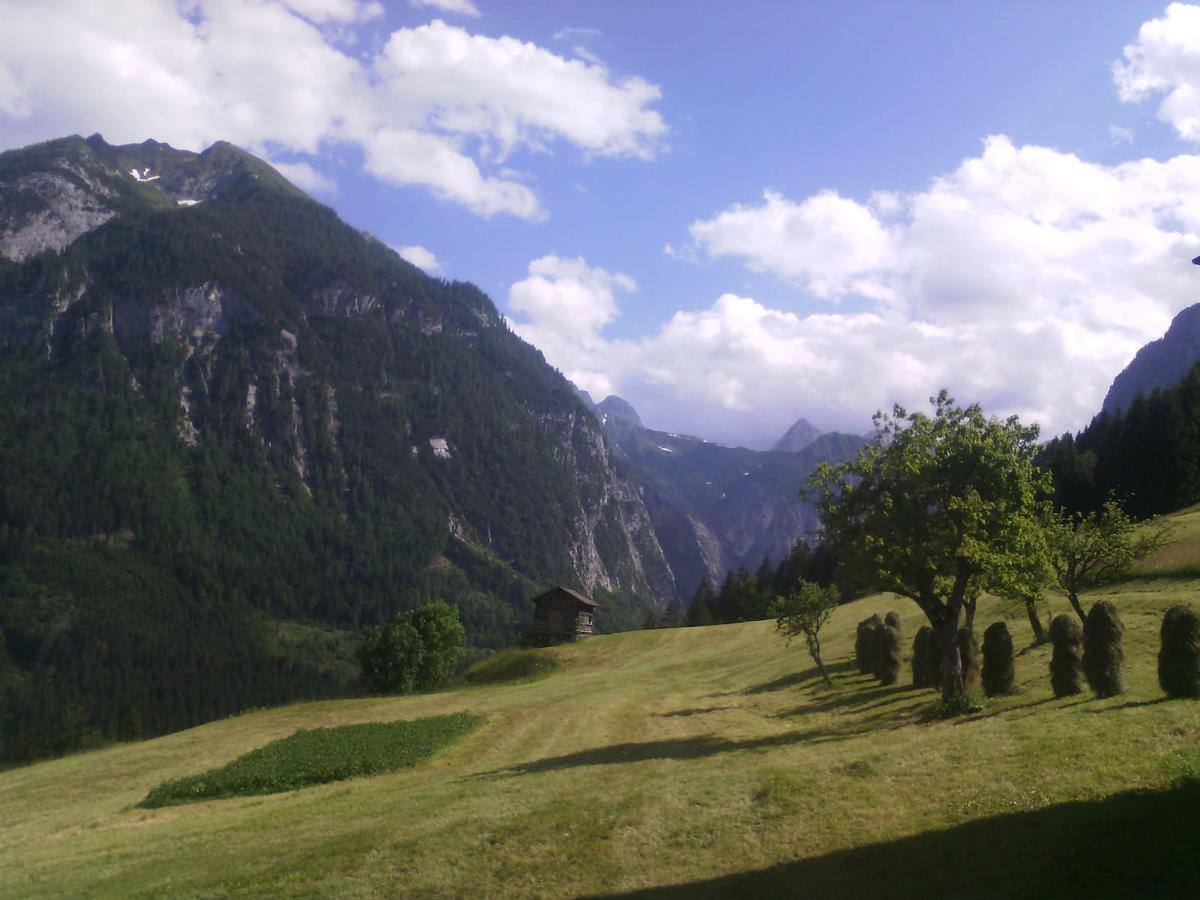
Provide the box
[1067,589,1087,624]
[808,636,833,686]
[1025,596,1046,643]
[965,598,977,632]
[940,609,964,701]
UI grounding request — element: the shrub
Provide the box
[877,623,902,685]
[912,626,933,687]
[855,614,882,674]
[957,629,980,693]
[1083,600,1125,699]
[1049,614,1084,697]
[981,622,1015,697]
[884,611,901,631]
[1158,605,1200,699]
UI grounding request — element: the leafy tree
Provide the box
[407,601,467,689]
[771,580,839,686]
[357,601,465,694]
[357,616,424,694]
[1044,499,1172,624]
[807,391,1048,702]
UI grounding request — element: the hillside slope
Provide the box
[4,562,1199,896]
[0,134,674,763]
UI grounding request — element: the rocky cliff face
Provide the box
[589,396,863,596]
[1102,303,1200,415]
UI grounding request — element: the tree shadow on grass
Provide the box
[657,706,732,718]
[1086,696,1171,712]
[595,780,1200,899]
[775,682,927,719]
[744,660,856,695]
[471,732,812,780]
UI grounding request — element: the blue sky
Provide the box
[3,0,1200,446]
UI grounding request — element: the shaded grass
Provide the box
[463,647,562,686]
[609,779,1200,899]
[140,713,480,807]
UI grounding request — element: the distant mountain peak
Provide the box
[1101,303,1200,416]
[771,417,822,453]
[596,395,642,427]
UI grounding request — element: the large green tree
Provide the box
[807,392,1049,702]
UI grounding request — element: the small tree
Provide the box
[408,601,467,689]
[1158,605,1200,699]
[772,580,839,686]
[1045,499,1172,624]
[357,615,424,694]
[981,622,1015,696]
[1082,600,1125,699]
[808,392,1048,702]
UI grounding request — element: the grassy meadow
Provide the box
[4,515,1200,896]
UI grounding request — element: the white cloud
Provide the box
[393,243,442,273]
[687,189,896,300]
[1113,2,1200,141]
[409,0,480,17]
[513,136,1200,443]
[282,0,382,22]
[508,256,636,398]
[271,159,337,194]
[1108,124,1135,144]
[0,1,665,219]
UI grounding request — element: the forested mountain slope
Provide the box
[0,134,674,763]
[1102,302,1200,416]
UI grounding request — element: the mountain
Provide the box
[1101,303,1200,415]
[588,396,865,596]
[595,394,643,428]
[0,134,675,763]
[771,417,822,452]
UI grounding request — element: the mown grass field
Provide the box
[3,522,1200,897]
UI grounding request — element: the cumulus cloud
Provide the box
[1113,2,1200,141]
[271,159,337,194]
[508,256,636,397]
[410,0,480,17]
[393,243,442,273]
[0,1,665,219]
[1108,124,1135,144]
[687,189,896,301]
[515,135,1200,444]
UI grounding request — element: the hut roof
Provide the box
[533,586,599,608]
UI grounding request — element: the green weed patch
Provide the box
[140,713,480,807]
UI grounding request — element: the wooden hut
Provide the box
[530,586,598,646]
